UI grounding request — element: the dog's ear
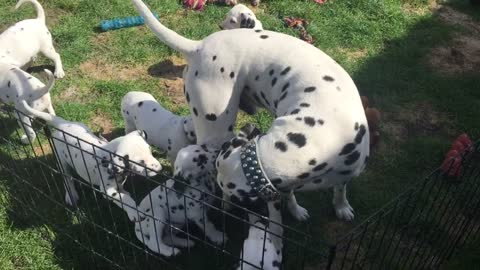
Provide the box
[122,154,130,169]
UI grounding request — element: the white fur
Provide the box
[20,100,162,222]
[134,145,225,257]
[121,91,196,163]
[0,0,65,78]
[0,63,55,144]
[132,0,369,228]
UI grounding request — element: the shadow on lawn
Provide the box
[0,2,479,270]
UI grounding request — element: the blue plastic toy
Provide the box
[99,13,160,32]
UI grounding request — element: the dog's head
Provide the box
[182,116,197,143]
[109,130,162,177]
[174,144,218,184]
[220,4,263,30]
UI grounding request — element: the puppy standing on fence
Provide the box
[0,0,65,78]
[132,0,369,240]
[0,65,55,144]
[134,144,224,257]
[20,100,162,222]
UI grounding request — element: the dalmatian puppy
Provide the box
[221,4,263,31]
[132,0,369,224]
[237,212,282,270]
[121,91,196,163]
[0,0,65,78]
[0,64,55,144]
[20,100,162,222]
[134,144,225,257]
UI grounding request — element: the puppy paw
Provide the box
[291,205,310,221]
[335,203,354,221]
[160,246,181,257]
[20,135,31,144]
[54,69,65,79]
[65,190,79,206]
[208,231,228,245]
[129,211,146,223]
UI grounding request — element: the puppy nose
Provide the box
[113,166,120,173]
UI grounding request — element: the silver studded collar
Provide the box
[240,137,281,201]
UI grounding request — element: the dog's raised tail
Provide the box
[131,0,199,56]
[15,0,46,23]
[19,99,61,126]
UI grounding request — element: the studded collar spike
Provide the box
[240,137,281,201]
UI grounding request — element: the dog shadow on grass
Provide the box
[147,59,186,80]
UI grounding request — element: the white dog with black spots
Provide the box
[121,91,196,163]
[134,144,225,257]
[20,100,162,222]
[132,0,369,234]
[0,0,65,78]
[0,65,55,144]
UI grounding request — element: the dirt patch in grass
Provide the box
[78,59,148,81]
[148,56,188,106]
[90,113,115,138]
[337,48,368,60]
[45,8,69,28]
[382,102,454,143]
[426,6,480,75]
[402,0,437,16]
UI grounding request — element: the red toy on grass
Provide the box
[441,133,473,178]
[183,0,205,10]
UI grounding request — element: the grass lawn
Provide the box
[0,0,480,269]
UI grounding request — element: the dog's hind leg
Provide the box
[14,110,36,144]
[150,217,181,256]
[333,183,354,221]
[163,230,195,248]
[194,215,227,245]
[286,192,309,221]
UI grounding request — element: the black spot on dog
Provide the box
[300,103,310,107]
[228,125,233,132]
[223,150,232,159]
[287,133,306,148]
[205,113,217,121]
[253,93,262,104]
[304,117,315,127]
[354,122,359,131]
[230,71,235,78]
[298,172,310,179]
[186,92,190,102]
[309,159,316,166]
[227,182,236,189]
[313,178,323,184]
[138,101,143,107]
[304,86,316,93]
[339,143,356,155]
[274,141,287,152]
[273,202,281,211]
[260,92,270,106]
[260,35,269,39]
[355,124,367,144]
[323,75,335,82]
[274,100,278,109]
[313,162,328,172]
[317,119,325,125]
[336,86,342,91]
[195,70,198,76]
[339,170,352,175]
[281,82,290,92]
[345,151,360,166]
[220,67,225,73]
[271,178,282,185]
[7,81,10,87]
[269,69,274,76]
[271,77,277,86]
[213,55,217,61]
[255,29,262,32]
[178,204,184,210]
[28,77,32,80]
[290,109,300,115]
[152,108,157,112]
[221,141,231,151]
[193,107,198,116]
[280,66,291,76]
[279,91,288,102]
[232,138,245,148]
[255,75,260,81]
[296,117,302,121]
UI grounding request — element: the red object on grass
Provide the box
[440,133,473,178]
[314,0,326,4]
[183,0,205,10]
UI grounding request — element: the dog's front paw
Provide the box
[161,247,181,257]
[208,230,228,245]
[55,69,65,79]
[291,204,310,221]
[65,190,79,206]
[129,210,146,223]
[335,203,354,221]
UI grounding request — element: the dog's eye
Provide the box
[230,19,236,24]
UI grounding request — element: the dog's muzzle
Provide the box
[240,18,256,29]
[240,138,281,201]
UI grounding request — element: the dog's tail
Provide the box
[27,69,55,101]
[15,0,46,23]
[19,99,63,127]
[131,0,200,57]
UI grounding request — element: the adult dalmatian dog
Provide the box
[21,100,162,221]
[131,0,369,226]
[121,91,196,163]
[0,0,65,78]
[134,144,224,257]
[0,66,55,144]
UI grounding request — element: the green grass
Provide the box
[1,0,480,269]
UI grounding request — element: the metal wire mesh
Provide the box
[0,101,479,270]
